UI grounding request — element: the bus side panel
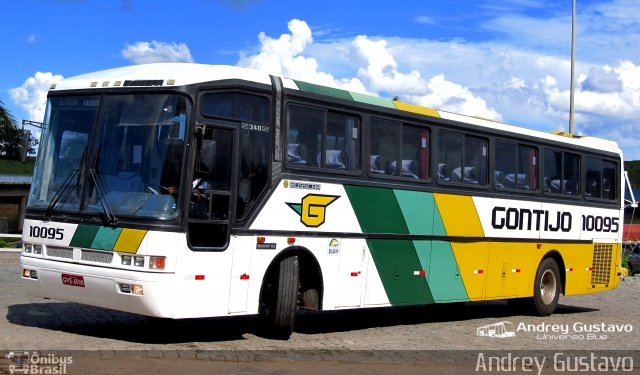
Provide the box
[550,243,593,296]
[171,237,234,318]
[485,242,535,299]
[433,193,488,301]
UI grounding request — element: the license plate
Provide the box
[61,274,85,287]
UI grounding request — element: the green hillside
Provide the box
[0,158,36,175]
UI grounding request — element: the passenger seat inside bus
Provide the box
[287,143,308,166]
[388,159,419,179]
[437,163,450,181]
[319,150,347,170]
[370,155,386,174]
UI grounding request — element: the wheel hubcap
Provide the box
[540,269,557,305]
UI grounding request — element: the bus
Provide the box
[20,63,626,339]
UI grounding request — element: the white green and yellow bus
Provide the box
[21,63,625,339]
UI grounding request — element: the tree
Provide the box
[0,101,38,160]
[0,99,21,159]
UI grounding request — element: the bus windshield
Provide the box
[28,94,190,221]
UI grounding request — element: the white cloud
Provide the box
[414,16,435,25]
[408,75,504,121]
[121,41,194,64]
[237,20,501,120]
[237,19,368,93]
[10,72,64,122]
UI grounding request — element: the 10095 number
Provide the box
[29,226,64,240]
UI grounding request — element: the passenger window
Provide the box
[370,119,400,176]
[369,119,428,180]
[437,131,487,185]
[585,157,617,201]
[544,149,580,196]
[286,104,359,172]
[494,141,537,191]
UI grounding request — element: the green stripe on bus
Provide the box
[344,185,409,234]
[367,239,434,305]
[349,92,396,108]
[294,80,354,101]
[91,227,123,251]
[393,190,437,235]
[69,224,100,248]
[429,241,469,302]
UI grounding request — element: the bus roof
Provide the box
[51,63,621,156]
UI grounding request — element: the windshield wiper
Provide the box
[43,169,79,220]
[89,169,118,225]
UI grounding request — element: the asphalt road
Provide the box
[1,252,639,374]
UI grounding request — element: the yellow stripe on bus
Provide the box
[392,101,441,118]
[433,193,484,237]
[113,228,147,254]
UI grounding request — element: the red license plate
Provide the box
[61,274,85,287]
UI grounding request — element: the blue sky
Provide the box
[2,0,639,158]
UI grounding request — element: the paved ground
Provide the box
[1,252,639,374]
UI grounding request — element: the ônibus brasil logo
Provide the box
[286,194,339,228]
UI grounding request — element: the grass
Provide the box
[0,157,36,175]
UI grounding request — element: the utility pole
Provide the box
[20,120,43,163]
[569,0,576,134]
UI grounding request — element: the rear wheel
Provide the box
[532,258,561,316]
[261,255,299,339]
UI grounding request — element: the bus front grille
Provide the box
[81,250,113,264]
[46,246,74,260]
[591,244,613,286]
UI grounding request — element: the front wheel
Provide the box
[261,255,299,339]
[532,258,561,316]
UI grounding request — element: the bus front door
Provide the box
[187,124,238,250]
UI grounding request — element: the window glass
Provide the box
[602,160,617,200]
[564,153,580,195]
[201,92,269,124]
[519,145,538,191]
[324,112,358,171]
[238,123,269,219]
[89,94,189,219]
[437,131,462,182]
[400,125,429,179]
[438,131,486,185]
[494,141,537,191]
[585,157,602,198]
[28,94,189,221]
[370,119,400,176]
[495,141,517,189]
[586,157,617,201]
[28,96,98,211]
[544,150,562,194]
[465,136,487,185]
[286,104,359,172]
[544,149,580,196]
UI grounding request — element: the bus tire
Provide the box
[532,257,561,316]
[264,255,299,339]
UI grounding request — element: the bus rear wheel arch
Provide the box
[509,254,564,316]
[532,257,561,316]
[258,247,323,339]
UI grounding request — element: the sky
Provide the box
[2,0,639,158]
